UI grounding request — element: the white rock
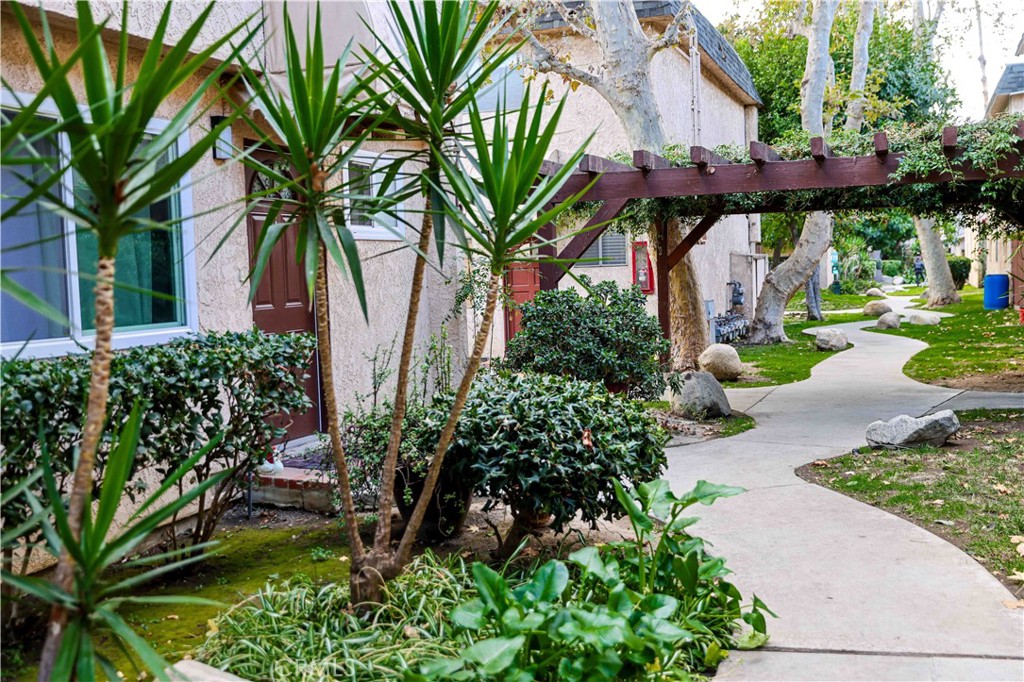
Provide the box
[864,287,886,297]
[866,410,960,448]
[876,312,901,329]
[893,276,905,285]
[815,328,849,351]
[670,371,731,419]
[908,312,941,325]
[863,300,893,317]
[698,343,743,381]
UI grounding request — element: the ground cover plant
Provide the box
[798,409,1024,593]
[504,279,670,399]
[871,289,1023,391]
[735,313,871,387]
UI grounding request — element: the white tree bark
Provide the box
[845,0,876,132]
[521,0,711,367]
[974,0,989,106]
[915,217,960,306]
[750,0,838,342]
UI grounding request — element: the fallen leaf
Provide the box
[927,499,945,506]
[466,525,480,533]
[1010,536,1024,544]
[1008,571,1024,584]
[404,625,420,639]
[165,614,179,621]
[935,520,955,527]
[812,460,829,467]
[992,484,1012,495]
[1002,599,1024,609]
[1016,542,1024,557]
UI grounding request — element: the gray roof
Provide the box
[531,1,761,106]
[986,62,1024,116]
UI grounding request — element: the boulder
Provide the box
[863,300,893,317]
[866,410,960,448]
[876,312,901,329]
[864,287,886,297]
[670,371,731,419]
[893,276,905,285]
[698,343,743,381]
[815,328,849,351]
[908,312,941,325]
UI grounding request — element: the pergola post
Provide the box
[655,218,671,346]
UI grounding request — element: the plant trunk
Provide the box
[845,0,876,132]
[38,256,116,681]
[393,272,502,566]
[664,222,710,370]
[915,216,960,307]
[373,188,435,556]
[749,212,832,344]
[805,264,824,320]
[313,244,365,564]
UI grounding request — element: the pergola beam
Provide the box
[666,213,724,270]
[690,145,733,173]
[538,198,629,289]
[811,136,832,163]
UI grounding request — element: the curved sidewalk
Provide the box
[666,297,1024,681]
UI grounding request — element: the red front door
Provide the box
[503,260,541,340]
[245,156,322,441]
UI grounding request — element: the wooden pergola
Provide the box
[536,122,1024,338]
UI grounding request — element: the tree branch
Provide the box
[546,0,597,41]
[516,18,606,92]
[648,0,693,57]
[787,0,811,39]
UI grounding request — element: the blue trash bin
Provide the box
[983,273,1010,310]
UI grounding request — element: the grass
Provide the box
[718,413,757,437]
[734,313,872,387]
[787,290,883,312]
[10,520,352,681]
[871,288,1022,388]
[801,409,1024,592]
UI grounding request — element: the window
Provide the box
[579,232,628,267]
[1,94,198,358]
[476,62,526,112]
[346,154,403,241]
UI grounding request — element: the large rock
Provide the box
[893,276,905,285]
[908,312,941,325]
[864,287,886,297]
[863,300,893,317]
[671,371,731,419]
[876,312,901,329]
[698,343,743,381]
[815,328,848,351]
[866,410,960,448]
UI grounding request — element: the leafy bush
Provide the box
[1,330,315,563]
[504,279,669,399]
[881,259,903,277]
[420,372,668,553]
[836,278,876,295]
[947,256,972,289]
[410,478,773,681]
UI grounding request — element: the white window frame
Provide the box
[344,152,405,241]
[1,90,199,359]
[578,232,628,268]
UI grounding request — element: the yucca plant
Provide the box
[3,2,259,676]
[392,86,593,566]
[230,4,383,563]
[356,0,523,596]
[1,407,233,681]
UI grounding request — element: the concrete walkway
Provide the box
[666,297,1024,681]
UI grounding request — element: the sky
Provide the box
[699,0,1024,121]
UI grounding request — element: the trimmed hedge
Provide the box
[1,330,316,558]
[947,256,972,290]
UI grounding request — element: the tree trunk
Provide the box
[393,272,502,566]
[845,0,876,132]
[372,189,435,556]
[915,217,960,307]
[805,263,824,320]
[38,256,116,681]
[664,221,710,369]
[748,212,833,344]
[974,0,989,105]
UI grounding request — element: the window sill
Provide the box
[1,325,196,360]
[350,227,404,242]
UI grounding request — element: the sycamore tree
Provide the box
[509,0,712,369]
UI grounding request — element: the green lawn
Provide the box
[871,289,1022,389]
[800,409,1024,591]
[734,313,872,387]
[786,290,883,312]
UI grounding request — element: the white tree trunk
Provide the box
[845,0,876,132]
[799,0,839,136]
[974,0,989,105]
[915,217,960,306]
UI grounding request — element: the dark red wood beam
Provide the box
[690,145,733,173]
[750,140,781,166]
[942,126,959,159]
[538,198,629,288]
[579,154,634,174]
[811,137,833,163]
[666,213,723,270]
[633,150,673,173]
[550,150,1024,203]
[874,132,889,162]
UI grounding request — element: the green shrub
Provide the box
[947,256,972,289]
[881,260,903,277]
[1,330,315,561]
[420,372,668,551]
[837,278,876,295]
[504,278,669,399]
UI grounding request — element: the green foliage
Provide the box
[1,405,233,681]
[310,546,334,564]
[946,256,972,290]
[504,278,669,399]
[1,330,315,557]
[409,478,772,681]
[420,372,668,533]
[881,260,903,277]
